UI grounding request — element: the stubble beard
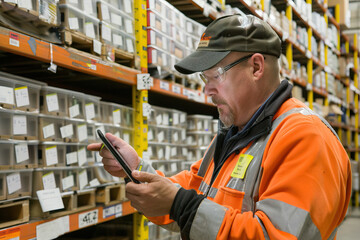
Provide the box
[218,107,234,128]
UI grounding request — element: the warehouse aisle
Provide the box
[337,208,360,239]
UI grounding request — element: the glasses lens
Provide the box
[200,73,207,84]
[201,67,225,84]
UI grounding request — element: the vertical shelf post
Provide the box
[353,34,359,207]
[286,4,293,71]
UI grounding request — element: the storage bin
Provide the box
[93,164,117,183]
[61,166,79,192]
[171,26,186,45]
[39,116,65,142]
[5,169,33,199]
[13,141,38,169]
[169,128,186,144]
[0,171,6,200]
[67,90,85,119]
[186,132,212,147]
[65,144,81,166]
[76,122,89,143]
[14,80,41,113]
[59,4,100,40]
[0,76,15,109]
[121,105,134,128]
[0,140,14,169]
[148,125,170,143]
[147,28,170,51]
[147,11,171,36]
[41,86,69,117]
[147,143,167,161]
[0,110,13,139]
[83,94,101,121]
[187,147,206,162]
[39,0,59,25]
[86,123,97,143]
[12,113,38,140]
[39,143,66,167]
[151,161,180,176]
[62,119,79,142]
[171,10,185,30]
[170,41,186,59]
[187,115,213,132]
[32,167,63,196]
[147,0,172,21]
[171,109,187,128]
[59,0,97,17]
[148,105,172,126]
[119,127,133,145]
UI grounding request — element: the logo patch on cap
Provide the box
[198,33,212,47]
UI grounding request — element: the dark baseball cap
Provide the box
[175,14,282,74]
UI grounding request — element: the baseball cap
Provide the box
[174,14,282,74]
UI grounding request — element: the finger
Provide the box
[87,143,103,151]
[132,170,161,183]
[105,133,128,148]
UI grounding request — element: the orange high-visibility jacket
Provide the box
[145,83,351,240]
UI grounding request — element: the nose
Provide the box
[203,81,217,96]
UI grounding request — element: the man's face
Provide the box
[203,53,257,129]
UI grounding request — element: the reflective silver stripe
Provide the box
[207,187,218,199]
[158,222,180,232]
[190,199,227,240]
[199,181,209,194]
[328,227,337,240]
[255,215,270,240]
[256,198,321,239]
[197,137,217,177]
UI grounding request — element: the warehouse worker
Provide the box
[88,14,351,240]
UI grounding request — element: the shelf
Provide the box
[0,201,135,240]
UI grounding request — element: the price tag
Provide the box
[9,32,19,47]
[13,115,27,135]
[42,172,56,190]
[77,124,88,142]
[172,85,181,94]
[115,203,122,218]
[15,86,30,107]
[7,172,21,194]
[0,86,14,105]
[89,178,100,187]
[66,151,78,165]
[79,209,99,228]
[15,143,29,163]
[93,39,102,55]
[69,104,80,118]
[79,170,88,189]
[78,147,87,166]
[43,123,55,139]
[85,103,95,120]
[111,13,122,26]
[101,4,110,20]
[60,124,74,138]
[45,146,58,166]
[62,175,74,190]
[103,206,115,218]
[113,109,121,125]
[160,81,170,91]
[46,93,59,112]
[69,18,79,30]
[85,22,96,39]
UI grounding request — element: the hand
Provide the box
[126,170,179,217]
[87,133,140,178]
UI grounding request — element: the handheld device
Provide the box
[97,129,140,184]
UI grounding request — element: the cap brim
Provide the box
[174,50,231,74]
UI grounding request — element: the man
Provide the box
[88,14,351,239]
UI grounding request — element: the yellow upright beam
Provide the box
[324,13,329,107]
[307,26,313,110]
[286,4,293,71]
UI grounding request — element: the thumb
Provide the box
[132,170,160,183]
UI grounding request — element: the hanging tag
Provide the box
[48,44,57,73]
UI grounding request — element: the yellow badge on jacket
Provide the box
[231,154,254,179]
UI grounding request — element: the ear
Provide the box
[250,53,265,80]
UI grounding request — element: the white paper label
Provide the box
[103,206,115,218]
[43,123,55,139]
[113,109,121,125]
[79,170,88,189]
[93,39,102,55]
[172,85,181,95]
[111,13,122,26]
[7,172,21,194]
[125,19,133,34]
[148,128,153,140]
[126,39,134,53]
[85,103,95,120]
[158,148,164,159]
[101,4,110,20]
[46,93,59,112]
[13,115,27,135]
[173,113,179,125]
[18,0,32,9]
[36,216,70,240]
[124,0,132,14]
[102,24,112,42]
[66,151,78,165]
[156,114,162,125]
[89,178,100,187]
[62,175,74,190]
[60,124,74,138]
[79,209,98,228]
[173,132,179,143]
[160,81,170,91]
[113,34,123,46]
[36,188,64,212]
[69,104,80,118]
[78,124,88,142]
[165,146,170,159]
[115,203,122,217]
[15,86,30,107]
[85,22,96,39]
[163,113,169,125]
[171,163,177,172]
[42,172,56,190]
[78,147,87,166]
[45,146,58,166]
[69,0,78,4]
[83,0,94,14]
[69,18,79,30]
[15,143,29,163]
[0,86,14,105]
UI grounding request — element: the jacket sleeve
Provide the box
[167,114,351,240]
